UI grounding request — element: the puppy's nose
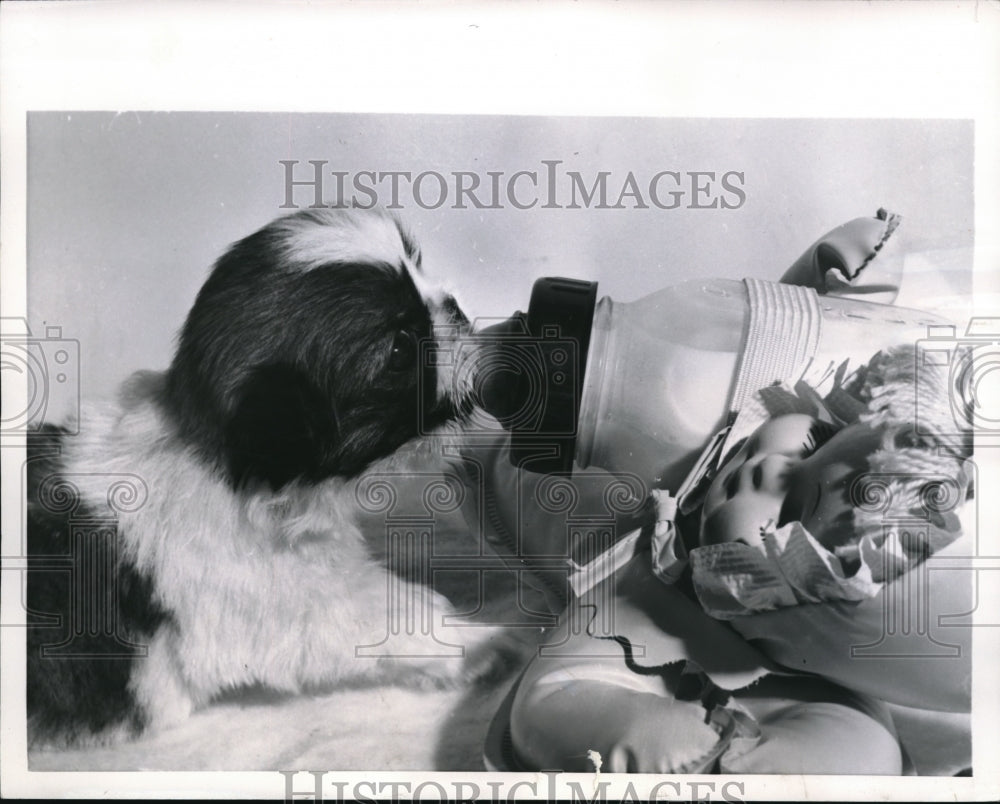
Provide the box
[440,294,469,328]
[467,312,530,426]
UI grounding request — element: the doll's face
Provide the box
[700,413,883,550]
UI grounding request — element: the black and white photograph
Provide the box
[2,2,999,801]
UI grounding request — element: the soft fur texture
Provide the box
[26,207,499,746]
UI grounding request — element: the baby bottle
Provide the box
[475,277,747,490]
[474,275,948,491]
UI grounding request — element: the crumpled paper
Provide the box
[686,520,914,620]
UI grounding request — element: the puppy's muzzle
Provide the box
[419,299,479,429]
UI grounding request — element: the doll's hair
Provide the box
[819,344,973,573]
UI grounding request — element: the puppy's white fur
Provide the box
[30,208,504,741]
[277,206,419,274]
[58,370,492,734]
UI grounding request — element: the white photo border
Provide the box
[2,1,999,800]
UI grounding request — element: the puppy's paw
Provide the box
[458,630,531,687]
[374,629,528,691]
[365,581,536,690]
[378,652,468,690]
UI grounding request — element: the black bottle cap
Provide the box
[509,276,598,474]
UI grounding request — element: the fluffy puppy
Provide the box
[26,207,487,745]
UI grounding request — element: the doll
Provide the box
[459,213,974,775]
[498,347,973,774]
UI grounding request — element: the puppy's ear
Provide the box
[224,364,339,490]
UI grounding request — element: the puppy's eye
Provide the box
[388,330,418,372]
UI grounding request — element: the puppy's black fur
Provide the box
[26,426,170,742]
[26,208,474,745]
[165,219,456,488]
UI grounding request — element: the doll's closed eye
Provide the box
[801,420,838,456]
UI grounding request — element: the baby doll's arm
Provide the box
[508,632,903,774]
[506,555,903,775]
[729,533,973,713]
[780,209,903,304]
[452,429,654,615]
